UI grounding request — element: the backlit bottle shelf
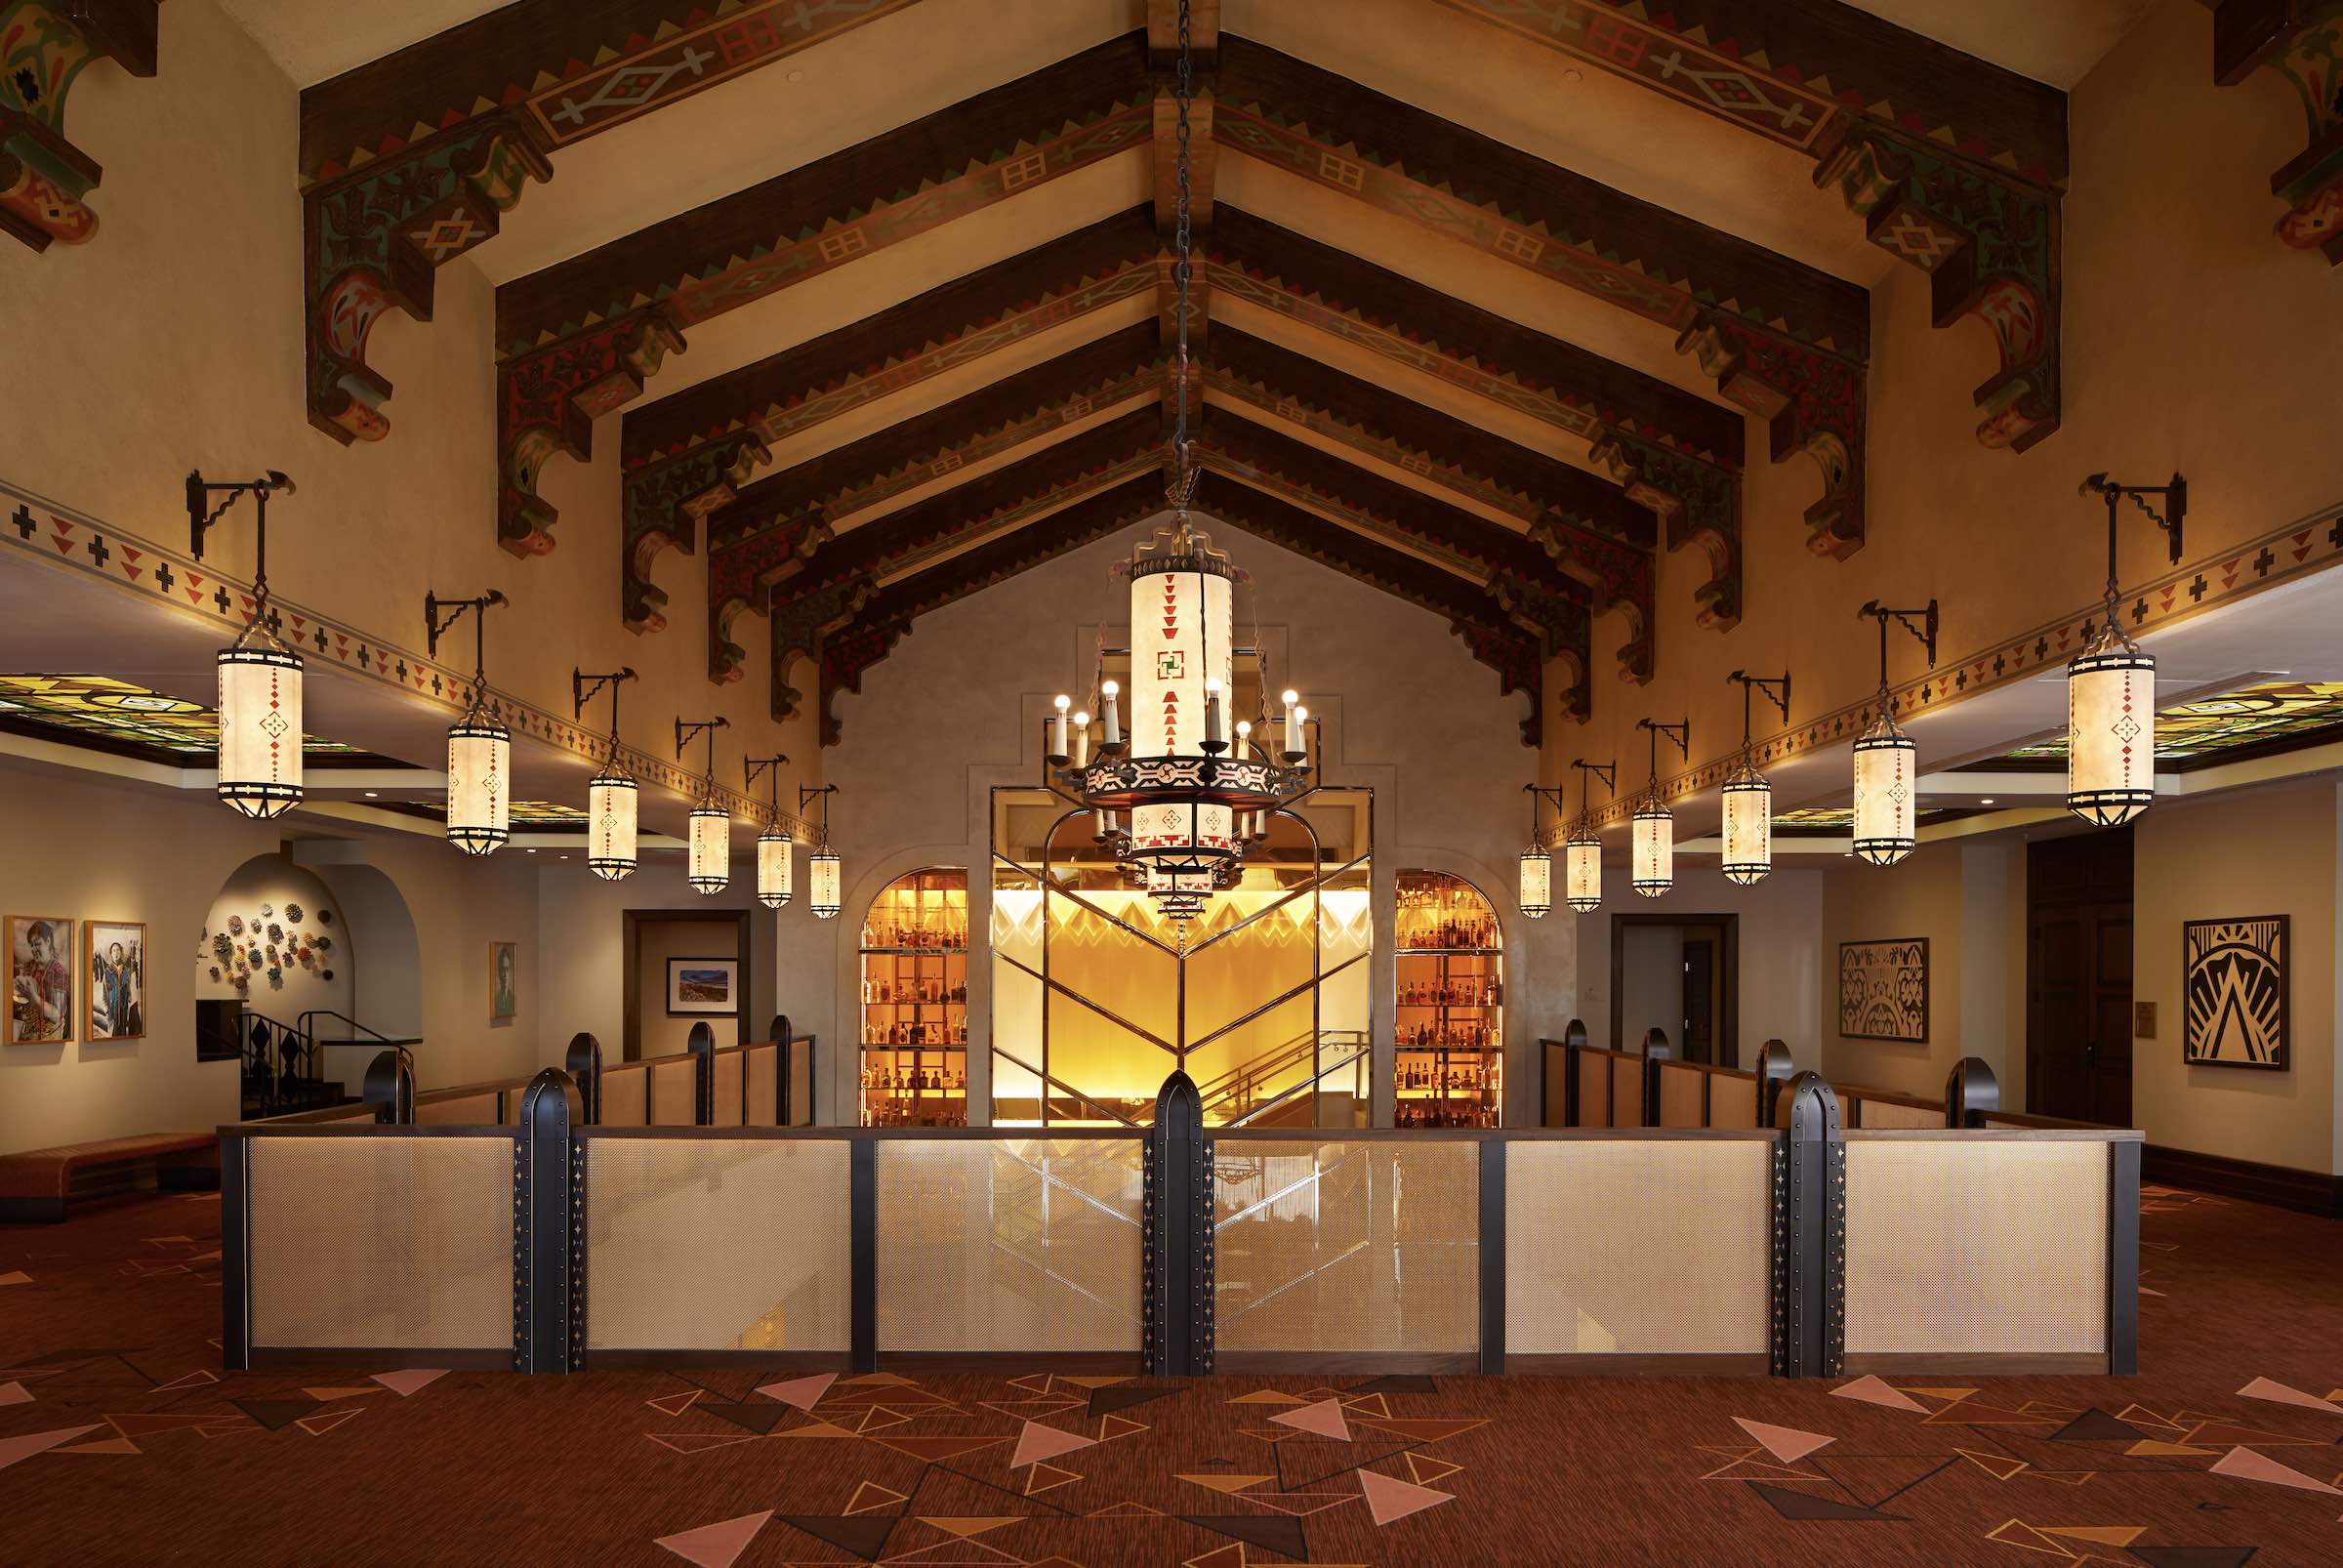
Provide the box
[1394,870,1503,1129]
[862,868,970,1127]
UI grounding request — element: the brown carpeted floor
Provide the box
[3,1183,2340,1565]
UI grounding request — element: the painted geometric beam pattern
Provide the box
[491,36,1156,558]
[2212,0,2343,264]
[0,0,161,252]
[1210,206,1746,629]
[1213,35,1870,558]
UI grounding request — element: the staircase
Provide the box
[1195,1029,1370,1126]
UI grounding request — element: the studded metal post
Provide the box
[1771,1070,1845,1378]
[514,1068,584,1375]
[685,1020,717,1125]
[564,1031,602,1126]
[1944,1056,2000,1128]
[1145,1071,1212,1376]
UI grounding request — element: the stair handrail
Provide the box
[1223,1040,1373,1128]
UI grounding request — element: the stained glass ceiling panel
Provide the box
[0,674,366,758]
[2002,679,2343,763]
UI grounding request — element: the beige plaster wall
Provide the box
[637,918,746,1058]
[2131,779,2338,1175]
[0,0,820,808]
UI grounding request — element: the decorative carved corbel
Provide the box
[817,617,910,746]
[619,433,771,634]
[2214,0,2343,263]
[1525,512,1653,683]
[1676,309,1867,559]
[769,576,876,722]
[303,110,554,443]
[1816,123,2061,453]
[0,0,159,251]
[497,307,686,557]
[1588,433,1743,632]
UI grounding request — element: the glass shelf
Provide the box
[861,869,969,1127]
[1394,871,1502,1129]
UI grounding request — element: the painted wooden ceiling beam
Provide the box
[2211,0,2343,264]
[0,0,161,251]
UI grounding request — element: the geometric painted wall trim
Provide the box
[2212,0,2343,265]
[0,475,814,836]
[0,0,159,252]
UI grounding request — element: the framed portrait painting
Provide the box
[85,920,145,1041]
[489,940,518,1026]
[8,916,75,1045]
[667,957,739,1015]
[1838,937,1929,1044]
[2184,915,2288,1069]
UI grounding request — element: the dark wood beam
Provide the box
[0,0,161,251]
[1432,0,2068,185]
[298,0,920,184]
[1191,472,1559,743]
[1211,206,1744,628]
[1214,35,1869,556]
[2212,0,2343,264]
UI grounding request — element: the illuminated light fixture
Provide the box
[1037,0,1310,936]
[1518,781,1565,919]
[1632,718,1689,898]
[744,754,795,909]
[1565,758,1615,913]
[2070,473,2185,827]
[677,716,732,894]
[1852,599,1938,867]
[573,667,639,882]
[188,470,305,819]
[801,783,842,919]
[1721,669,1792,887]
[426,589,513,855]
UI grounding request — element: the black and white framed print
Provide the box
[2184,916,2288,1069]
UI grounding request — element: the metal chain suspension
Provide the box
[1169,0,1197,514]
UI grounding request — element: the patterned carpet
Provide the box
[2,1184,2340,1565]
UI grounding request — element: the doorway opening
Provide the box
[1609,913,1739,1065]
[622,908,753,1062]
[2026,826,2134,1124]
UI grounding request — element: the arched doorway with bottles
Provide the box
[856,866,970,1127]
[1394,870,1503,1128]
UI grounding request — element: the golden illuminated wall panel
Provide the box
[586,1138,851,1351]
[876,1139,1144,1353]
[1844,1136,2107,1357]
[1213,1138,1478,1355]
[248,1135,512,1348]
[1505,1139,1770,1355]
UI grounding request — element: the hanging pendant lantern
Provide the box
[575,667,640,882]
[428,590,513,855]
[678,718,732,894]
[1632,797,1673,897]
[1564,825,1602,912]
[1518,846,1552,919]
[809,846,842,919]
[745,754,797,908]
[1720,762,1772,886]
[2067,643,2155,826]
[1851,601,1937,869]
[191,473,306,820]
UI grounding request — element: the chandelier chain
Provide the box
[1169,0,1195,509]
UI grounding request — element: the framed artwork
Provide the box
[8,916,75,1045]
[1838,937,1929,1044]
[85,920,145,1041]
[489,940,517,1026]
[667,957,739,1015]
[2184,916,2288,1069]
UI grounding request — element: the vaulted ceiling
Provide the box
[46,1,2337,746]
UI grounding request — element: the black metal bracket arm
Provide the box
[186,470,295,560]
[743,755,791,790]
[2080,472,2186,564]
[424,589,507,660]
[1636,716,1690,776]
[1859,598,1939,671]
[1570,758,1617,796]
[1727,669,1792,739]
[798,784,838,813]
[571,667,637,722]
[674,716,729,758]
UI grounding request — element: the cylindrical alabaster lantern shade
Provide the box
[756,829,793,909]
[687,805,730,894]
[2067,646,2156,826]
[1631,800,1673,898]
[445,719,510,855]
[1720,763,1773,886]
[1851,714,1917,866]
[808,847,842,919]
[1565,830,1603,913]
[217,645,305,819]
[588,766,638,882]
[1518,846,1552,919]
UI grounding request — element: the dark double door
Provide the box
[2026,828,2134,1125]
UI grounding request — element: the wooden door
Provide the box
[1681,937,1716,1064]
[2026,829,2134,1124]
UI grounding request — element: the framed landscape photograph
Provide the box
[85,920,146,1041]
[2184,915,2288,1069]
[8,916,75,1046]
[489,940,517,1026]
[1838,937,1929,1044]
[667,956,739,1015]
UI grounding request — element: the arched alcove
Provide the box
[308,862,422,1041]
[200,853,356,1029]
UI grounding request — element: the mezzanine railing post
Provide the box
[1771,1070,1845,1379]
[685,1021,716,1126]
[849,1139,877,1373]
[362,1048,413,1124]
[1478,1137,1506,1373]
[2109,1138,2140,1375]
[514,1068,584,1375]
[1144,1071,1213,1377]
[1641,1035,1673,1127]
[1559,1017,1588,1126]
[564,1032,602,1126]
[1755,1039,1794,1127]
[769,1014,792,1125]
[220,1134,251,1372]
[1944,1056,2000,1128]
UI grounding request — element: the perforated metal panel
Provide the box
[416,1093,498,1127]
[1855,1098,1946,1130]
[1707,1073,1757,1129]
[1611,1062,1643,1128]
[602,1064,648,1126]
[1576,1053,1609,1127]
[1213,1138,1478,1355]
[586,1137,851,1350]
[650,1058,697,1126]
[1505,1139,1770,1355]
[248,1135,513,1349]
[1658,1064,1705,1128]
[746,1045,777,1127]
[876,1138,1144,1353]
[1845,1137,2107,1355]
[712,1052,744,1127]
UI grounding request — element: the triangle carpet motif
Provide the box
[654,1510,772,1568]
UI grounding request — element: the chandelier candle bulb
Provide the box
[1048,694,1070,765]
[1100,680,1121,752]
[1280,689,1302,763]
[1203,678,1223,750]
[1072,711,1090,768]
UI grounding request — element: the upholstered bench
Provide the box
[0,1134,221,1222]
